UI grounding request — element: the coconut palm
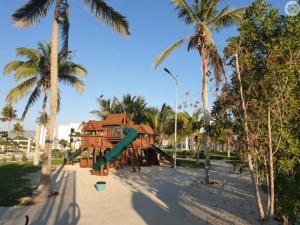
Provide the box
[144,103,174,146]
[91,94,148,123]
[154,0,245,184]
[12,0,129,198]
[12,122,25,139]
[4,41,87,166]
[0,104,17,134]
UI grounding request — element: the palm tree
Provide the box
[12,122,25,139]
[4,41,87,166]
[0,104,17,135]
[12,0,129,198]
[144,103,174,147]
[154,0,245,184]
[91,94,148,123]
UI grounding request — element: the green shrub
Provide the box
[21,154,27,162]
[11,155,16,161]
[2,157,7,163]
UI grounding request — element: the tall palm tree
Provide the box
[12,0,129,198]
[154,0,245,184]
[4,41,87,166]
[144,103,174,146]
[12,122,25,139]
[0,104,17,135]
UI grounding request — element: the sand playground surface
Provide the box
[0,161,276,225]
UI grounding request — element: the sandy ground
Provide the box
[0,161,277,225]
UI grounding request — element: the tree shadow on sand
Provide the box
[113,164,263,225]
[0,165,80,225]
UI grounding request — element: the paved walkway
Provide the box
[0,162,270,225]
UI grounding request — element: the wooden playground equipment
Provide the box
[78,114,160,175]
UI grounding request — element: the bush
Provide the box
[2,157,7,163]
[11,155,16,161]
[21,154,27,162]
[52,149,64,158]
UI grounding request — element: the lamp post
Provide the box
[164,68,178,169]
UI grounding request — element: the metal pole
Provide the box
[174,79,178,168]
[163,68,178,169]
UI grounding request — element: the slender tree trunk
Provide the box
[37,0,60,199]
[267,106,275,218]
[200,47,210,184]
[34,91,48,166]
[8,121,11,137]
[235,52,265,220]
[227,138,230,158]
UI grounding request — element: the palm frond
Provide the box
[207,43,224,84]
[83,0,130,36]
[21,86,41,119]
[58,74,85,94]
[6,77,38,104]
[15,65,39,81]
[12,0,53,27]
[207,7,246,31]
[154,35,192,68]
[171,0,198,24]
[3,61,24,75]
[16,47,40,61]
[202,0,219,21]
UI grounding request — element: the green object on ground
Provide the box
[92,127,138,170]
[96,182,106,191]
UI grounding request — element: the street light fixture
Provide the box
[163,67,178,169]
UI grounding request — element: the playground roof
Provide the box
[83,121,104,131]
[103,114,131,126]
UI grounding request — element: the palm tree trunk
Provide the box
[8,121,11,137]
[200,47,210,184]
[235,52,265,220]
[37,0,60,199]
[267,106,274,218]
[227,138,230,158]
[34,91,48,166]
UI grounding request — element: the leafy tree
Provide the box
[218,0,300,222]
[91,94,148,124]
[0,104,17,134]
[4,41,86,166]
[154,0,245,184]
[12,0,129,198]
[144,103,174,146]
[12,122,25,139]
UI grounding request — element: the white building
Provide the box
[37,123,82,150]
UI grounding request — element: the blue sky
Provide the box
[0,0,285,130]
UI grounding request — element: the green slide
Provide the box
[65,149,81,164]
[92,127,138,170]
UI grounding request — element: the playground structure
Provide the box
[67,114,173,175]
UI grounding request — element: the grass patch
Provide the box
[51,158,64,166]
[0,162,40,206]
[176,159,205,168]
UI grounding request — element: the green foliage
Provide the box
[21,154,27,162]
[4,42,87,119]
[0,163,40,206]
[52,149,64,158]
[11,155,16,161]
[216,0,300,221]
[2,158,7,163]
[12,122,25,138]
